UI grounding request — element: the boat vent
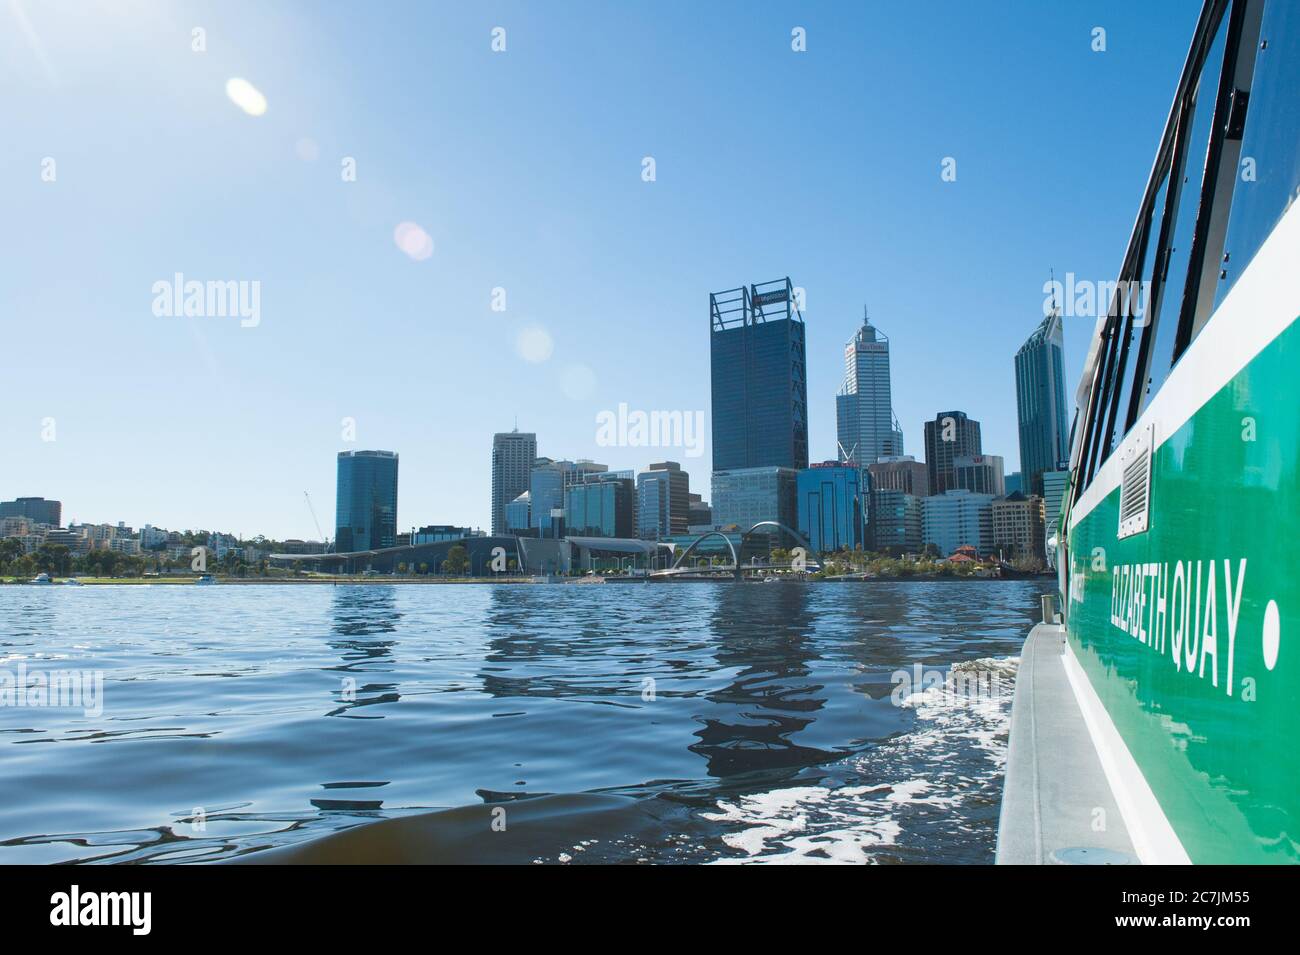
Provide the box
[1117,423,1153,539]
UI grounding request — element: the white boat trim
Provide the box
[1062,639,1191,864]
[1071,198,1300,531]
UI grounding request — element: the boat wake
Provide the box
[701,655,1020,864]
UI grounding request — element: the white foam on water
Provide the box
[705,655,1020,864]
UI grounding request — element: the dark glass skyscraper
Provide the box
[335,450,399,552]
[1015,310,1069,497]
[710,278,808,473]
[797,462,865,554]
[923,410,982,495]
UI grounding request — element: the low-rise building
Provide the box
[869,488,923,555]
[922,489,995,557]
[990,492,1046,561]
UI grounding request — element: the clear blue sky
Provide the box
[1,0,1199,540]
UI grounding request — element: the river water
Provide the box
[0,580,1042,864]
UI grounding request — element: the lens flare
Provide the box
[393,222,434,261]
[225,77,268,117]
[516,326,554,363]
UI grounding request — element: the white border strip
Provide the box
[1061,640,1191,864]
[1071,197,1300,530]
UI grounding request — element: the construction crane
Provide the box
[303,491,328,551]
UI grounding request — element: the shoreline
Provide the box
[2,574,1055,586]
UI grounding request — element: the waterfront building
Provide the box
[868,454,929,497]
[412,525,480,544]
[954,454,1006,497]
[0,497,62,527]
[990,492,1046,561]
[797,462,865,554]
[490,429,537,536]
[711,466,798,533]
[868,488,923,555]
[923,411,982,495]
[636,461,690,540]
[278,539,326,555]
[922,488,995,557]
[709,278,808,472]
[335,449,399,552]
[564,471,635,538]
[530,458,608,536]
[505,493,531,534]
[835,310,904,465]
[1040,469,1070,567]
[1015,309,1070,496]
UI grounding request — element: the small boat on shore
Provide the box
[29,573,52,585]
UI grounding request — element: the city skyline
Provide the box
[2,1,1200,538]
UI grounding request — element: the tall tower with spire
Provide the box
[1015,299,1069,497]
[835,307,904,467]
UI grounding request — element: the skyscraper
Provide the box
[836,309,904,466]
[710,278,808,473]
[923,411,982,495]
[335,450,399,552]
[1015,309,1069,497]
[868,455,929,497]
[636,461,690,539]
[954,454,1006,497]
[490,429,537,536]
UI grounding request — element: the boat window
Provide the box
[1135,15,1231,415]
[1081,312,1122,487]
[1105,172,1170,456]
[1215,0,1300,306]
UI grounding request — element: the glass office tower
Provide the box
[564,472,635,538]
[636,461,690,539]
[835,311,904,466]
[796,462,865,554]
[1014,310,1069,497]
[335,450,399,552]
[711,466,798,533]
[709,278,809,473]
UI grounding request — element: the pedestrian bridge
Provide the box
[651,521,820,580]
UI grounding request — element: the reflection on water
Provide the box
[325,588,400,718]
[0,581,1041,864]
